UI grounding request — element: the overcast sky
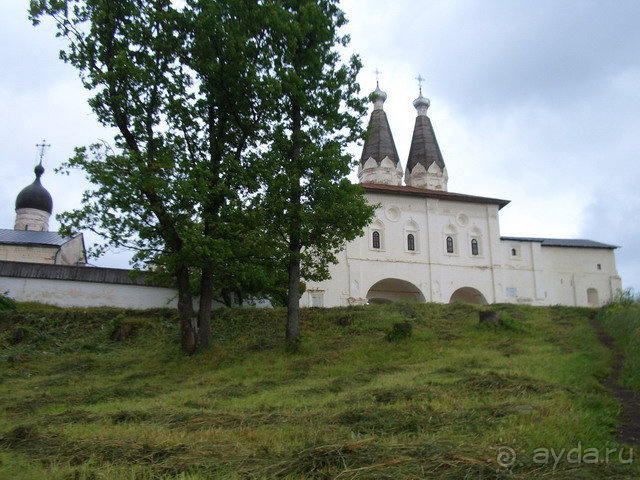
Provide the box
[1,1,639,293]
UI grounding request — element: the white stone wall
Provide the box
[301,191,622,308]
[0,244,58,264]
[14,208,50,232]
[0,276,179,309]
[57,235,86,265]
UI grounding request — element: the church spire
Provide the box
[358,74,403,186]
[405,76,448,191]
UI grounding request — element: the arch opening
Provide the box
[449,287,487,305]
[366,278,425,304]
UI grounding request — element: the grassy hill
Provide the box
[0,302,638,479]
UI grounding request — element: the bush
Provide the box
[0,291,17,311]
[598,298,640,392]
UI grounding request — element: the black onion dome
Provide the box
[15,164,53,214]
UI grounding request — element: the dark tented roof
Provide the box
[362,183,510,209]
[360,109,400,166]
[406,114,446,174]
[15,165,53,213]
[501,236,618,249]
[0,229,72,247]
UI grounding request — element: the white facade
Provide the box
[301,87,622,308]
[301,189,621,308]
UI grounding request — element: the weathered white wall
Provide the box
[0,244,58,264]
[302,191,622,308]
[14,208,50,232]
[0,276,179,309]
[57,235,86,265]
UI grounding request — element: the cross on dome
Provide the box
[374,68,382,87]
[416,74,425,95]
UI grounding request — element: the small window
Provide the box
[511,248,516,256]
[311,292,324,307]
[471,239,479,256]
[597,264,602,270]
[446,236,454,253]
[372,231,381,249]
[25,225,29,231]
[407,234,415,251]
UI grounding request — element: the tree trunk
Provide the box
[197,265,213,350]
[286,249,301,342]
[286,101,303,343]
[176,265,197,355]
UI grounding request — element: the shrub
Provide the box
[0,291,17,311]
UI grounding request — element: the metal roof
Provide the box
[362,183,511,209]
[0,229,73,247]
[501,236,618,249]
[360,109,400,166]
[406,114,446,174]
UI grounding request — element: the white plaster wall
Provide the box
[301,191,622,308]
[0,245,57,264]
[57,235,86,265]
[539,247,621,307]
[14,208,50,232]
[302,192,505,307]
[0,276,179,309]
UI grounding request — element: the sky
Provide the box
[1,1,639,293]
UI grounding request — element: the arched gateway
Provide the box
[366,278,425,304]
[449,287,487,305]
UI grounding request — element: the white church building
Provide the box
[301,85,622,308]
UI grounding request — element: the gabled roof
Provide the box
[360,108,400,166]
[362,183,510,209]
[406,114,446,174]
[0,229,75,247]
[501,236,618,249]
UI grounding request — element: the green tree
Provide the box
[263,0,375,342]
[30,0,273,353]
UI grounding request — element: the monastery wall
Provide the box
[1,276,179,309]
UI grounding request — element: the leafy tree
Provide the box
[29,0,273,353]
[263,0,375,342]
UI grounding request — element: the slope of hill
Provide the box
[1,302,638,479]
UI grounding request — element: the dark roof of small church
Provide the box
[501,236,618,249]
[15,164,53,214]
[0,229,74,247]
[406,114,446,173]
[362,183,510,209]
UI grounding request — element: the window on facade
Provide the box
[311,293,324,307]
[25,225,29,231]
[597,264,602,270]
[471,239,479,256]
[407,234,415,251]
[446,236,454,253]
[511,248,517,256]
[372,231,381,249]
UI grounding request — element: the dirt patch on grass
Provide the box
[591,317,640,445]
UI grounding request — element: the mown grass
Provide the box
[0,302,637,479]
[598,297,640,392]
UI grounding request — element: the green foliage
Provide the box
[0,291,17,311]
[385,321,412,341]
[598,299,640,391]
[1,303,636,479]
[29,0,376,347]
